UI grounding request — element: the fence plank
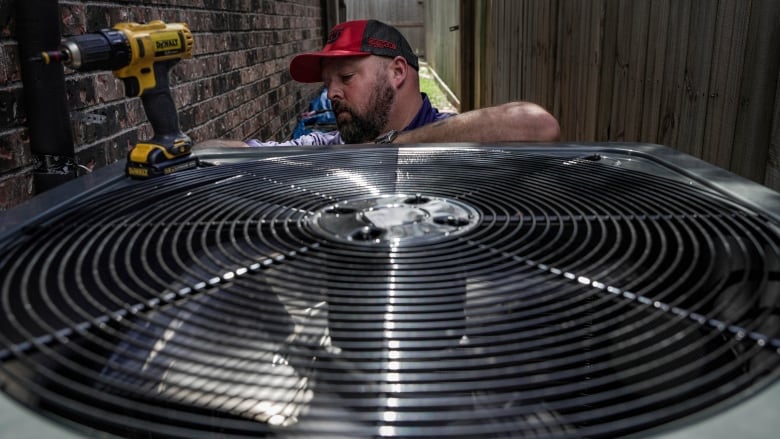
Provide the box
[520,0,530,100]
[460,0,476,111]
[676,0,717,157]
[508,0,519,101]
[582,0,604,140]
[702,0,750,169]
[731,0,780,182]
[624,0,650,140]
[609,0,633,141]
[482,0,496,107]
[640,0,671,143]
[554,1,574,138]
[539,0,558,108]
[657,0,691,149]
[595,0,619,140]
[768,73,780,188]
[495,0,508,103]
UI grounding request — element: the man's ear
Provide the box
[388,56,409,89]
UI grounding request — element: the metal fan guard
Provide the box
[0,143,779,439]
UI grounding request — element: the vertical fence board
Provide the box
[569,1,580,137]
[624,0,650,140]
[520,0,530,100]
[702,0,750,169]
[554,1,573,138]
[640,0,671,143]
[575,0,593,139]
[496,0,508,103]
[596,0,619,140]
[657,0,691,149]
[583,0,604,140]
[540,1,558,108]
[677,0,717,157]
[550,0,561,121]
[768,70,780,187]
[460,0,476,111]
[474,0,487,108]
[508,0,519,101]
[731,0,780,182]
[609,0,633,141]
[482,0,496,107]
[573,0,590,138]
[422,0,461,106]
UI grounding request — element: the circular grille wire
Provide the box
[1,147,779,438]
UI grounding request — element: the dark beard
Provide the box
[334,81,395,144]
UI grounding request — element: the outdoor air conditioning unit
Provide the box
[1,143,779,438]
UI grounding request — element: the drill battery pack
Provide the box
[126,154,199,179]
[126,134,198,179]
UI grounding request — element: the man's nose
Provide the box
[326,85,343,102]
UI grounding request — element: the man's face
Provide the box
[321,56,395,143]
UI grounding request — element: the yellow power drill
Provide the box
[35,21,197,178]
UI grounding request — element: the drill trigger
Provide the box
[121,77,141,98]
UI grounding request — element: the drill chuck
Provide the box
[34,29,131,71]
[60,30,131,70]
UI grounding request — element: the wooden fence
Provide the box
[341,0,425,57]
[425,0,780,191]
[423,1,461,105]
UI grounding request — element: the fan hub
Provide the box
[309,194,480,245]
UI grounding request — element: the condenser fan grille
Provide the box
[1,146,779,438]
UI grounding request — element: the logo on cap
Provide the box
[367,38,396,50]
[327,29,342,44]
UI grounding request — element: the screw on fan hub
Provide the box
[351,225,385,241]
[309,194,480,245]
[433,215,471,227]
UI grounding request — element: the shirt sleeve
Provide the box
[433,112,457,123]
[245,130,343,147]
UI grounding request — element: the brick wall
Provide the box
[0,0,324,210]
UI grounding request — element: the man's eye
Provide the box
[341,74,354,83]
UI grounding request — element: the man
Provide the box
[198,19,560,147]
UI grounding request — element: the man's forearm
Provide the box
[193,139,250,149]
[395,101,560,144]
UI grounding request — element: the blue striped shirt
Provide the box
[245,93,454,147]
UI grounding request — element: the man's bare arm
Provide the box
[193,139,250,149]
[395,101,560,144]
[193,102,559,148]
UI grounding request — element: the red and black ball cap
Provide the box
[289,19,419,83]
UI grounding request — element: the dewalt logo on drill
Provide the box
[156,39,179,50]
[153,32,184,56]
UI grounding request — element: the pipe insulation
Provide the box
[15,0,74,158]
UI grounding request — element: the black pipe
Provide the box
[15,0,75,191]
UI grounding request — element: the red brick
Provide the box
[0,172,34,210]
[0,42,21,85]
[0,129,31,172]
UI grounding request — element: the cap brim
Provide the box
[289,50,371,83]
